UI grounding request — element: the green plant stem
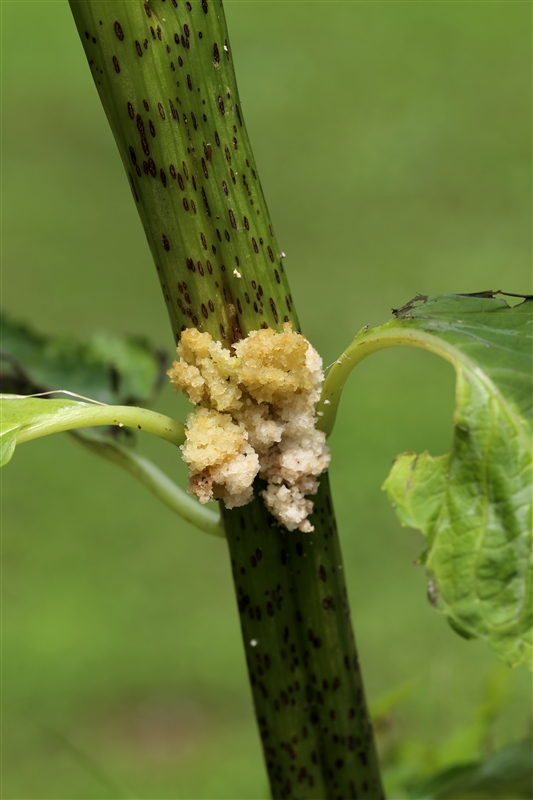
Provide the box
[10,399,185,448]
[69,2,384,796]
[73,431,223,537]
[69,0,298,345]
[223,475,383,799]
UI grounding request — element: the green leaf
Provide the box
[0,312,166,406]
[321,293,532,668]
[410,737,533,799]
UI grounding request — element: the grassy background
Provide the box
[2,1,531,798]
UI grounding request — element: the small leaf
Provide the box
[0,313,166,406]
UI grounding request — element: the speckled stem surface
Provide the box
[69,2,383,797]
[223,474,383,800]
[69,0,298,345]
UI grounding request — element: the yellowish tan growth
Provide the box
[167,324,330,532]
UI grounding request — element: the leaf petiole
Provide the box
[317,325,456,437]
[1,395,185,455]
[73,432,224,538]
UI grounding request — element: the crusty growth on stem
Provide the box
[168,324,330,532]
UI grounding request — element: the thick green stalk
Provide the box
[69,2,383,797]
[223,475,382,799]
[69,0,298,344]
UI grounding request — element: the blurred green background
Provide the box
[2,1,531,798]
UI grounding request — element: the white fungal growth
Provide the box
[167,324,330,532]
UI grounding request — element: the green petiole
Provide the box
[73,431,224,538]
[1,395,185,449]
